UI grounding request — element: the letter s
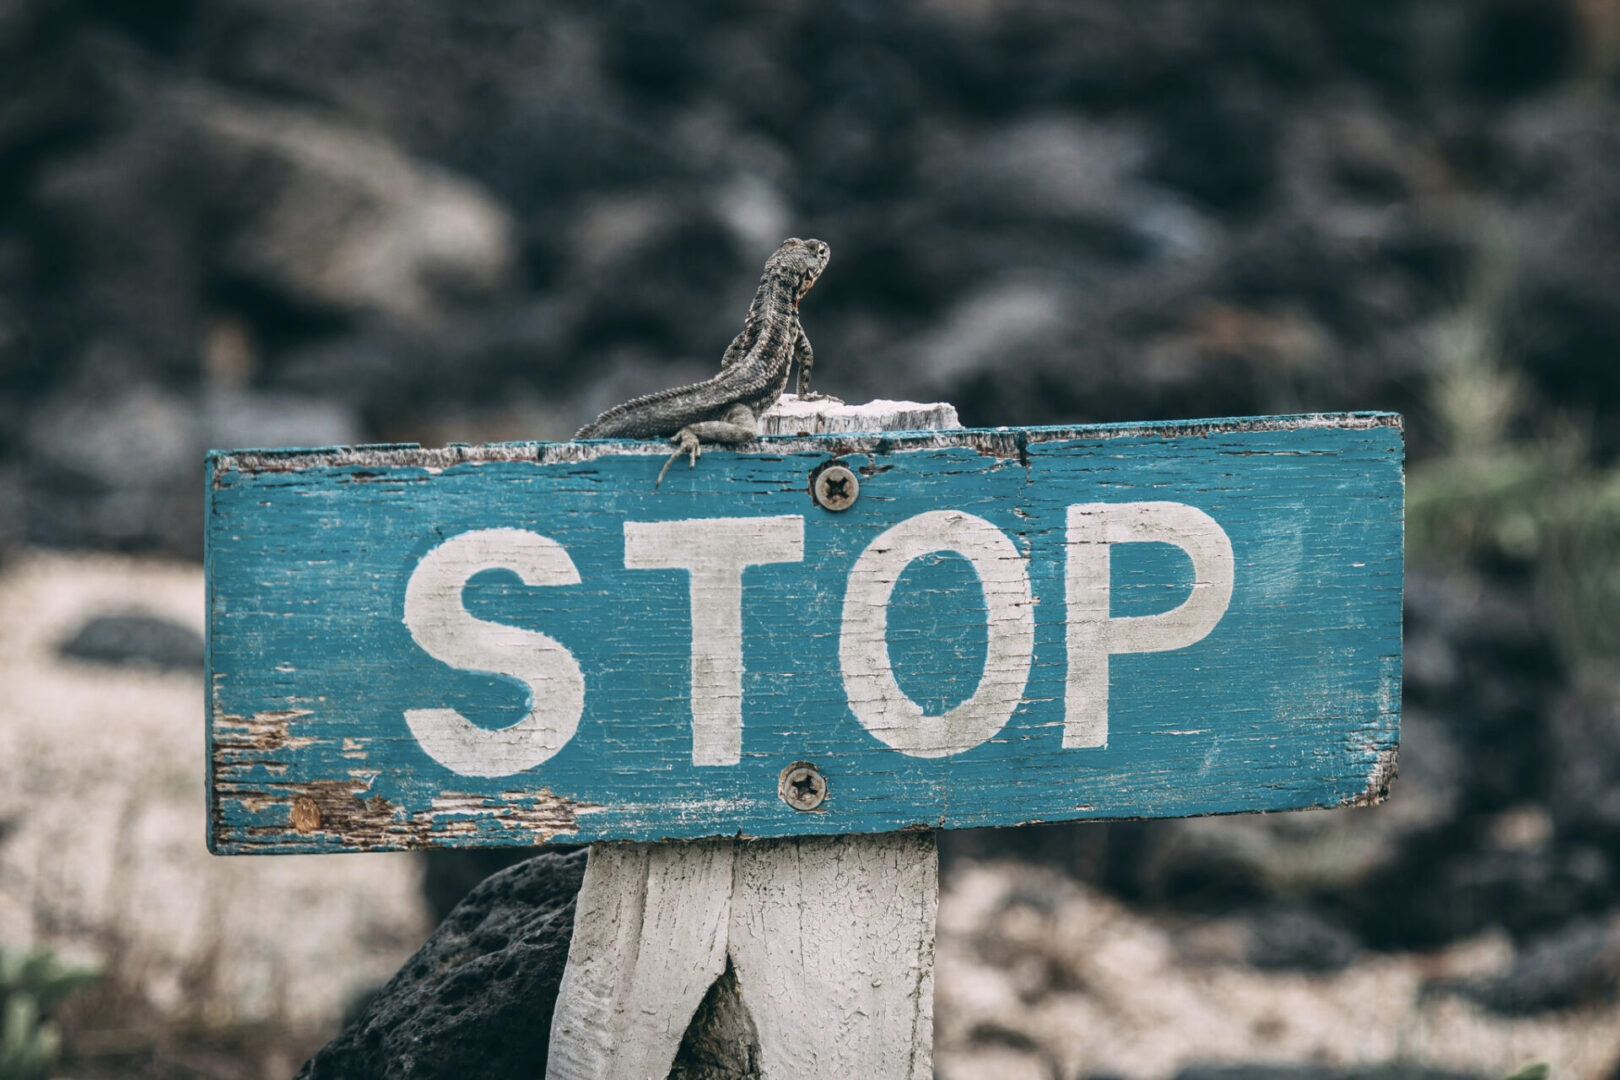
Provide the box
[402,528,585,777]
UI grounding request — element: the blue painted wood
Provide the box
[206,413,1403,854]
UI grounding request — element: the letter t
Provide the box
[624,516,805,765]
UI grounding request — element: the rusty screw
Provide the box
[778,762,827,811]
[813,464,859,511]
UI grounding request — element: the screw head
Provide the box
[778,762,828,811]
[813,464,859,511]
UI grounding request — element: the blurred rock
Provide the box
[937,115,1151,228]
[1400,570,1560,813]
[191,0,568,154]
[1547,675,1620,843]
[0,463,23,560]
[58,610,204,671]
[1242,904,1360,972]
[298,848,587,1080]
[1443,915,1620,1015]
[187,89,517,327]
[28,72,517,406]
[21,374,358,552]
[1146,76,1279,216]
[910,279,1076,390]
[26,374,193,495]
[1494,99,1620,431]
[23,378,199,552]
[1349,836,1613,950]
[201,388,362,452]
[1174,904,1360,973]
[421,847,549,925]
[1460,0,1580,101]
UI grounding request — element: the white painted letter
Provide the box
[841,510,1034,759]
[1065,502,1234,749]
[402,528,586,777]
[623,516,805,766]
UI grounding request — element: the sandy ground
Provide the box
[0,551,430,1059]
[934,861,1620,1080]
[1,550,1616,1078]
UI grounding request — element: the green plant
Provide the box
[1411,223,1620,678]
[1408,441,1620,675]
[1499,1064,1550,1080]
[0,947,101,1080]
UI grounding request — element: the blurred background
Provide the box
[1,0,1619,1077]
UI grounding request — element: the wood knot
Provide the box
[290,796,322,834]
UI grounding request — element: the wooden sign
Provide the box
[206,412,1403,855]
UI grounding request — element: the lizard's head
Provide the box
[771,238,830,307]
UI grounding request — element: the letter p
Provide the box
[1064,502,1234,749]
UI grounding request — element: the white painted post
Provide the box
[546,396,958,1080]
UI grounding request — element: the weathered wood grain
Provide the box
[545,832,937,1080]
[206,405,1403,854]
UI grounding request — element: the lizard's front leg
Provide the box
[656,404,759,486]
[794,327,839,403]
[794,325,818,399]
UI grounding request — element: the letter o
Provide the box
[840,511,1034,758]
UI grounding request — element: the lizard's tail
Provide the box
[574,373,735,440]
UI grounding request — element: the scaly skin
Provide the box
[575,237,830,484]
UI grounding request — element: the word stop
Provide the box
[401,504,1234,778]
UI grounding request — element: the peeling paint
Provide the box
[1344,746,1399,808]
[213,774,601,852]
[213,709,316,752]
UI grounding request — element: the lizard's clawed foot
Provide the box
[656,429,702,487]
[795,391,842,404]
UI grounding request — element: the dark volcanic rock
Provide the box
[58,611,204,671]
[1460,0,1580,101]
[298,848,587,1080]
[1350,841,1613,949]
[1399,570,1561,815]
[421,846,561,925]
[1547,675,1620,844]
[1242,904,1360,972]
[1444,915,1620,1015]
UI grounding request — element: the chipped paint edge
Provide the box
[1343,745,1399,808]
[208,411,1403,477]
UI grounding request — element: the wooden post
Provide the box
[546,398,957,1080]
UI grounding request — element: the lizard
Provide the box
[574,236,831,485]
